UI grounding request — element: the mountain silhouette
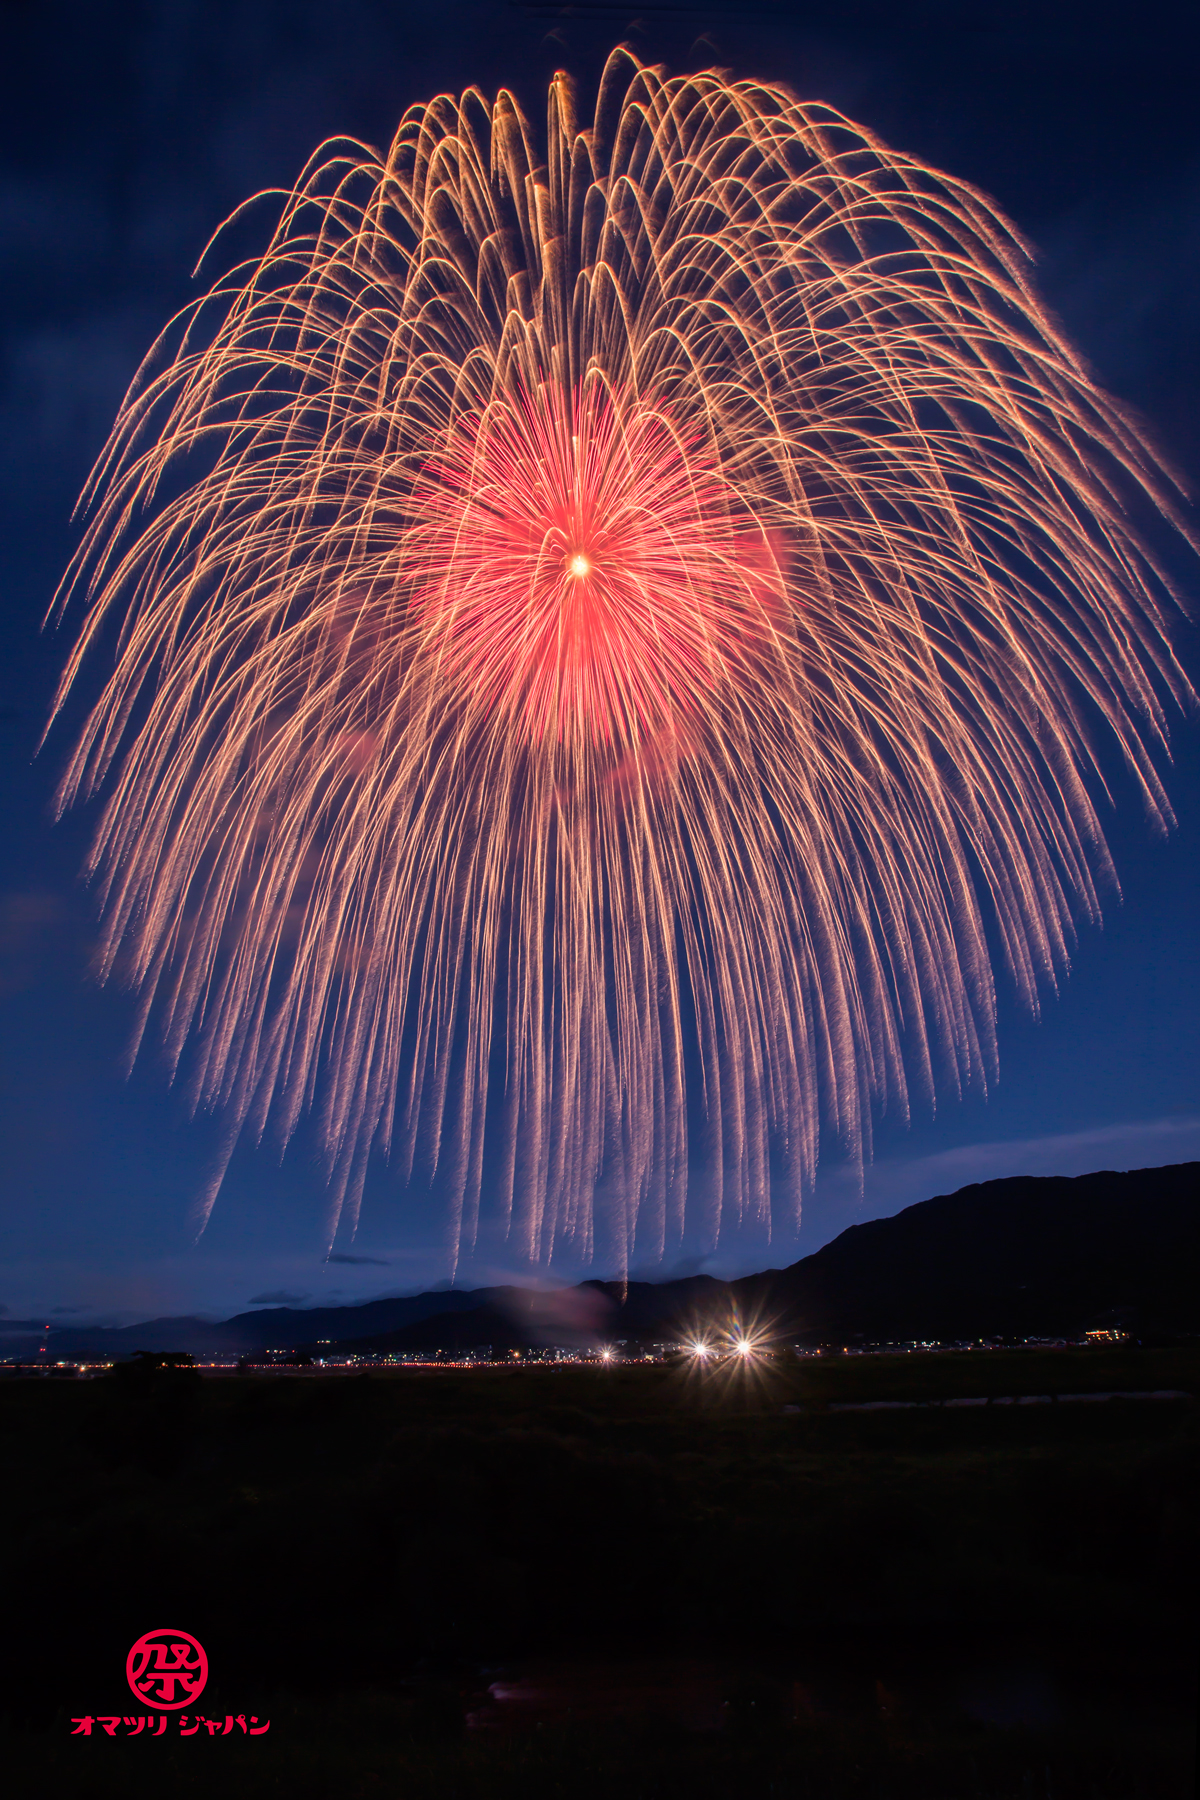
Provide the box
[737,1161,1200,1343]
[4,1163,1195,1359]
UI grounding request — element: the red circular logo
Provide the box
[126,1628,208,1710]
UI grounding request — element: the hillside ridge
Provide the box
[5,1162,1195,1357]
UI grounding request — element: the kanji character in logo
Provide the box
[126,1628,208,1710]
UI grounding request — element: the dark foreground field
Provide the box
[3,1345,1197,1798]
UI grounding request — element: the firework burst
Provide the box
[50,50,1193,1270]
[409,383,780,747]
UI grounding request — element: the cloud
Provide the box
[825,1116,1200,1225]
[247,1290,310,1306]
[52,1304,89,1314]
[326,1253,391,1266]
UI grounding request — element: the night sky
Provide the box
[2,0,1197,1327]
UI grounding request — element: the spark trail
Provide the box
[49,50,1194,1271]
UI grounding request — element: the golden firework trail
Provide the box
[49,50,1194,1271]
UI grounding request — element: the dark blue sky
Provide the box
[2,0,1197,1326]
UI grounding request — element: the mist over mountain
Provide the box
[4,1163,1196,1359]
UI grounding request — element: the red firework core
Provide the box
[408,386,779,749]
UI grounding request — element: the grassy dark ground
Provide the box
[2,1344,1197,1797]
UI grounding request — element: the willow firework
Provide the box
[50,51,1193,1268]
